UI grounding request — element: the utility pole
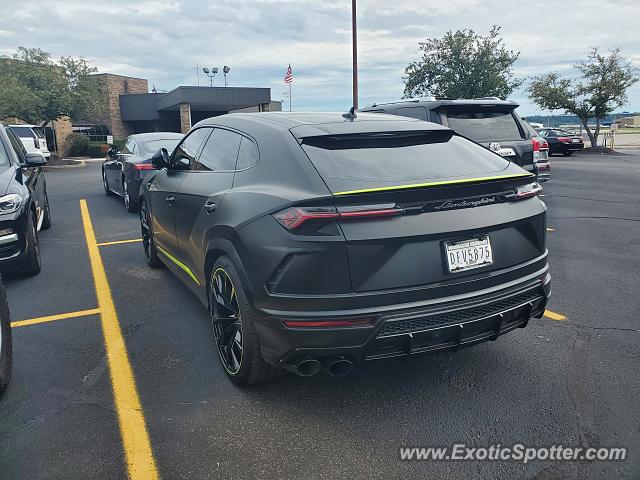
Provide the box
[351,0,358,110]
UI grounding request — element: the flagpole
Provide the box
[289,81,292,112]
[351,0,358,110]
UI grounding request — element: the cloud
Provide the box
[0,0,638,114]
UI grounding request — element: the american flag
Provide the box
[284,64,293,84]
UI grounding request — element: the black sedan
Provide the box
[102,132,183,212]
[537,128,584,156]
[140,112,550,386]
[0,124,51,276]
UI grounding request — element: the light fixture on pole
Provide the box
[202,67,218,87]
[223,66,230,86]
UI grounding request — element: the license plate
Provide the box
[571,138,581,143]
[445,237,493,273]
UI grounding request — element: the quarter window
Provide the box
[236,137,258,170]
[195,129,242,171]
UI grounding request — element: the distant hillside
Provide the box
[523,113,640,127]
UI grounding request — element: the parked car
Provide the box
[522,121,551,182]
[140,112,550,386]
[0,275,11,393]
[6,124,51,159]
[537,128,584,156]
[0,125,51,276]
[102,132,183,212]
[359,98,550,182]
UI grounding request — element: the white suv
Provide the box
[6,125,51,159]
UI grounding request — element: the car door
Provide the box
[147,127,212,255]
[173,128,242,277]
[5,129,46,224]
[111,138,135,194]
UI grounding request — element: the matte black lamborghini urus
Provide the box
[140,112,550,385]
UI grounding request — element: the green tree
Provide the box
[528,48,638,147]
[403,26,523,100]
[0,47,102,125]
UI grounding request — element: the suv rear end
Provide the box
[360,99,550,182]
[235,115,550,372]
[7,125,50,159]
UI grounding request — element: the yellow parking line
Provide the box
[97,238,142,247]
[544,309,567,321]
[546,227,555,232]
[80,199,159,480]
[11,308,101,328]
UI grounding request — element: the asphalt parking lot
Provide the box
[1,153,639,479]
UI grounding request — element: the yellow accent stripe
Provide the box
[156,245,201,285]
[544,310,567,321]
[97,238,143,247]
[11,308,101,328]
[333,173,533,196]
[80,199,159,480]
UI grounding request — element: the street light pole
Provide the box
[351,0,358,110]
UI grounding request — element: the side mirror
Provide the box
[23,152,47,167]
[151,148,170,169]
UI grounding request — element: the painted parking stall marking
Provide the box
[80,199,159,480]
[11,308,101,328]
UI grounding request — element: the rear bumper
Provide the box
[255,264,550,367]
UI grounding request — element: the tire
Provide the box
[123,177,136,213]
[563,151,573,156]
[41,190,52,230]
[140,201,163,268]
[209,256,280,386]
[0,276,11,394]
[102,168,113,196]
[18,211,41,277]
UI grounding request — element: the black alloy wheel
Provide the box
[140,202,162,268]
[211,267,243,375]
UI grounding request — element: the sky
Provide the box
[1,0,639,116]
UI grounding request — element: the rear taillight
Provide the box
[273,204,403,231]
[532,138,549,163]
[513,182,543,200]
[557,137,571,143]
[135,164,153,170]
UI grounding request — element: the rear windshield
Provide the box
[8,126,36,139]
[141,138,181,154]
[300,132,509,182]
[445,111,524,143]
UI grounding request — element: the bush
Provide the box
[65,133,89,156]
[87,141,109,158]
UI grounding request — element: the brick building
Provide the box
[88,74,280,139]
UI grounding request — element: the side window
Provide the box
[396,106,427,121]
[236,137,259,170]
[430,110,442,124]
[120,138,134,155]
[195,129,242,171]
[5,128,26,164]
[173,128,212,170]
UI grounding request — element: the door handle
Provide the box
[166,196,175,205]
[204,201,217,214]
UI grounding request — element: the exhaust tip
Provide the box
[293,358,322,377]
[325,357,354,377]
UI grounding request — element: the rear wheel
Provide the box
[20,211,41,276]
[102,168,113,196]
[209,256,279,386]
[140,201,162,268]
[123,177,136,213]
[41,190,52,230]
[0,277,11,394]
